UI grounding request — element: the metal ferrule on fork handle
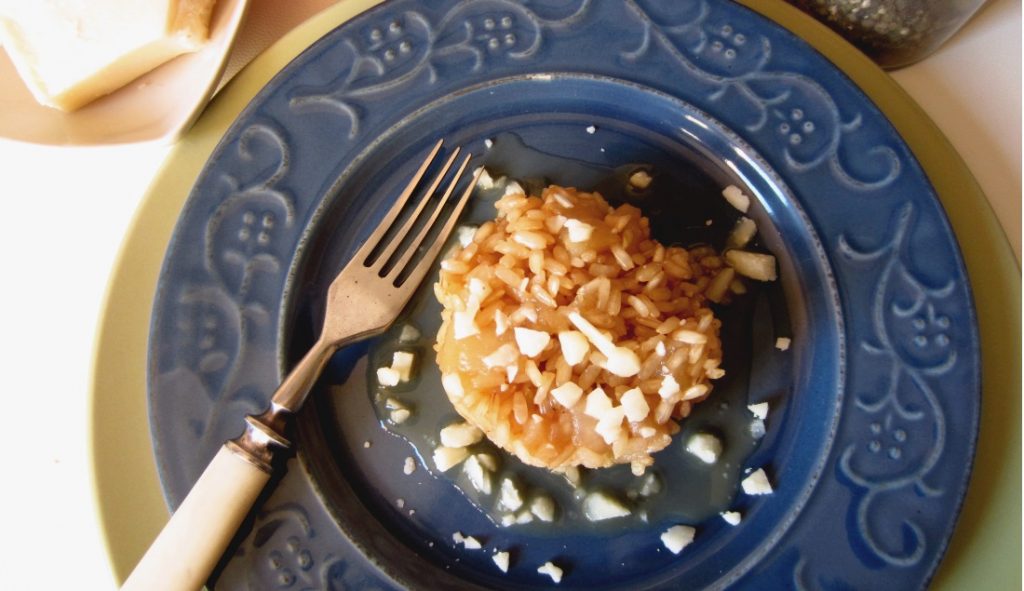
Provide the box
[226,416,291,473]
[227,338,338,472]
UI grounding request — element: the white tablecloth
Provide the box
[0,0,1018,587]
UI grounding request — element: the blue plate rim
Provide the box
[146,1,981,588]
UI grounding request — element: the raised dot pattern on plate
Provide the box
[147,1,979,589]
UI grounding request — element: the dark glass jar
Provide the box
[787,0,988,69]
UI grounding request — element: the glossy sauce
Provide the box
[366,133,790,533]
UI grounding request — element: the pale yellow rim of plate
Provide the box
[88,0,1021,587]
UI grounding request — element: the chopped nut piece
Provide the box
[584,387,614,418]
[440,422,484,448]
[775,337,791,351]
[483,343,519,368]
[514,327,551,358]
[433,446,469,472]
[629,169,653,190]
[499,478,523,511]
[722,185,750,212]
[531,495,556,522]
[726,217,758,249]
[558,331,590,366]
[452,309,480,340]
[463,455,492,494]
[747,402,769,420]
[594,406,626,445]
[741,468,773,495]
[390,409,411,424]
[583,491,630,521]
[462,535,482,550]
[475,167,497,189]
[551,382,584,409]
[455,225,478,247]
[620,388,650,422]
[537,561,564,583]
[391,351,415,382]
[492,551,510,573]
[660,525,696,554]
[658,375,681,399]
[504,180,525,197]
[441,373,464,399]
[494,309,510,336]
[403,457,416,475]
[725,250,777,281]
[721,511,742,526]
[376,367,400,387]
[685,432,722,464]
[605,346,642,378]
[563,219,594,243]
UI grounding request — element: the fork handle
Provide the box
[123,339,335,590]
[121,445,271,591]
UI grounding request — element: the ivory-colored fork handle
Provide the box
[121,445,270,591]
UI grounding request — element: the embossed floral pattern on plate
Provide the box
[148,1,979,589]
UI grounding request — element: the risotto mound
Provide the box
[434,184,725,475]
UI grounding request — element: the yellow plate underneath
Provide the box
[89,0,1021,587]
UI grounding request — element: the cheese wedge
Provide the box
[0,0,215,111]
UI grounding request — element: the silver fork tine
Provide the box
[369,147,461,274]
[386,152,472,282]
[351,138,444,266]
[394,161,483,289]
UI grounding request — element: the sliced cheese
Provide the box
[0,0,214,111]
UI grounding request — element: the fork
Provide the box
[123,139,481,591]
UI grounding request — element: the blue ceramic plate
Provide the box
[148,1,979,589]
